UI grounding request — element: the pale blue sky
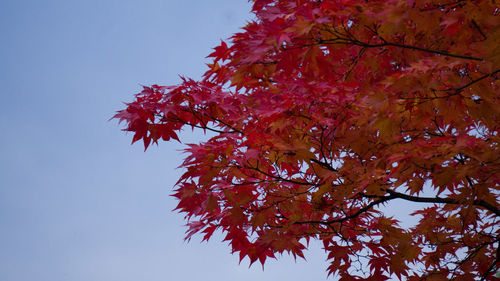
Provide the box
[0,1,330,280]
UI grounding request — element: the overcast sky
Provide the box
[0,1,332,280]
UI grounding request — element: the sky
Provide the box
[0,1,331,280]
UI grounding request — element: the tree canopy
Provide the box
[115,0,500,280]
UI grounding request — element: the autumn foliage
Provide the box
[115,0,500,279]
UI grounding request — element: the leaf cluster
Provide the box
[115,0,500,280]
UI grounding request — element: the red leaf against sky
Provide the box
[116,0,500,280]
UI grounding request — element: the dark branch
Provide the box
[317,37,484,61]
[310,158,338,172]
[471,19,487,41]
[293,194,396,226]
[385,189,500,217]
[454,68,500,93]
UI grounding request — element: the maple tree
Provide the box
[115,0,500,280]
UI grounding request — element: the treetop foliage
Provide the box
[115,0,500,280]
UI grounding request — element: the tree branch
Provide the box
[384,189,500,216]
[293,194,396,226]
[453,68,500,93]
[318,37,484,61]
